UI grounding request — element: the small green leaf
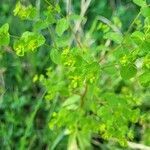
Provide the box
[120,64,137,80]
[139,71,150,87]
[68,14,86,23]
[141,6,150,17]
[44,7,56,25]
[13,40,25,56]
[0,23,10,46]
[131,31,145,44]
[104,32,123,44]
[62,95,80,110]
[130,109,140,123]
[13,2,37,20]
[77,131,91,150]
[102,63,117,75]
[33,20,49,31]
[133,0,146,7]
[50,48,61,64]
[14,32,45,56]
[46,14,56,25]
[56,18,69,36]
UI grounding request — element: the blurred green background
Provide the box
[0,0,149,149]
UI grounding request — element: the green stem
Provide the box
[127,12,141,33]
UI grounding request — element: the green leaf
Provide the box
[50,48,61,64]
[56,18,69,36]
[13,40,25,56]
[62,95,80,110]
[120,64,137,80]
[139,71,150,87]
[77,131,91,150]
[33,20,49,31]
[14,32,45,56]
[133,0,146,7]
[140,41,150,55]
[68,133,78,150]
[0,23,10,46]
[68,14,86,23]
[131,31,145,44]
[102,63,117,75]
[141,6,150,17]
[104,32,123,44]
[33,16,55,31]
[130,109,140,123]
[51,129,69,150]
[13,2,37,20]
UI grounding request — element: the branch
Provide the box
[80,84,88,107]
[69,0,92,46]
[92,138,150,150]
[74,0,92,34]
[128,142,150,150]
[98,16,122,34]
[66,0,72,15]
[126,12,141,33]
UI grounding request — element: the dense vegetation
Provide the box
[0,0,150,149]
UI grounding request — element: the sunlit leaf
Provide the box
[56,18,69,36]
[0,23,10,46]
[120,64,137,80]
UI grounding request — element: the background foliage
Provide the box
[0,0,150,149]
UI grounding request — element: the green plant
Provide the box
[0,0,149,149]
